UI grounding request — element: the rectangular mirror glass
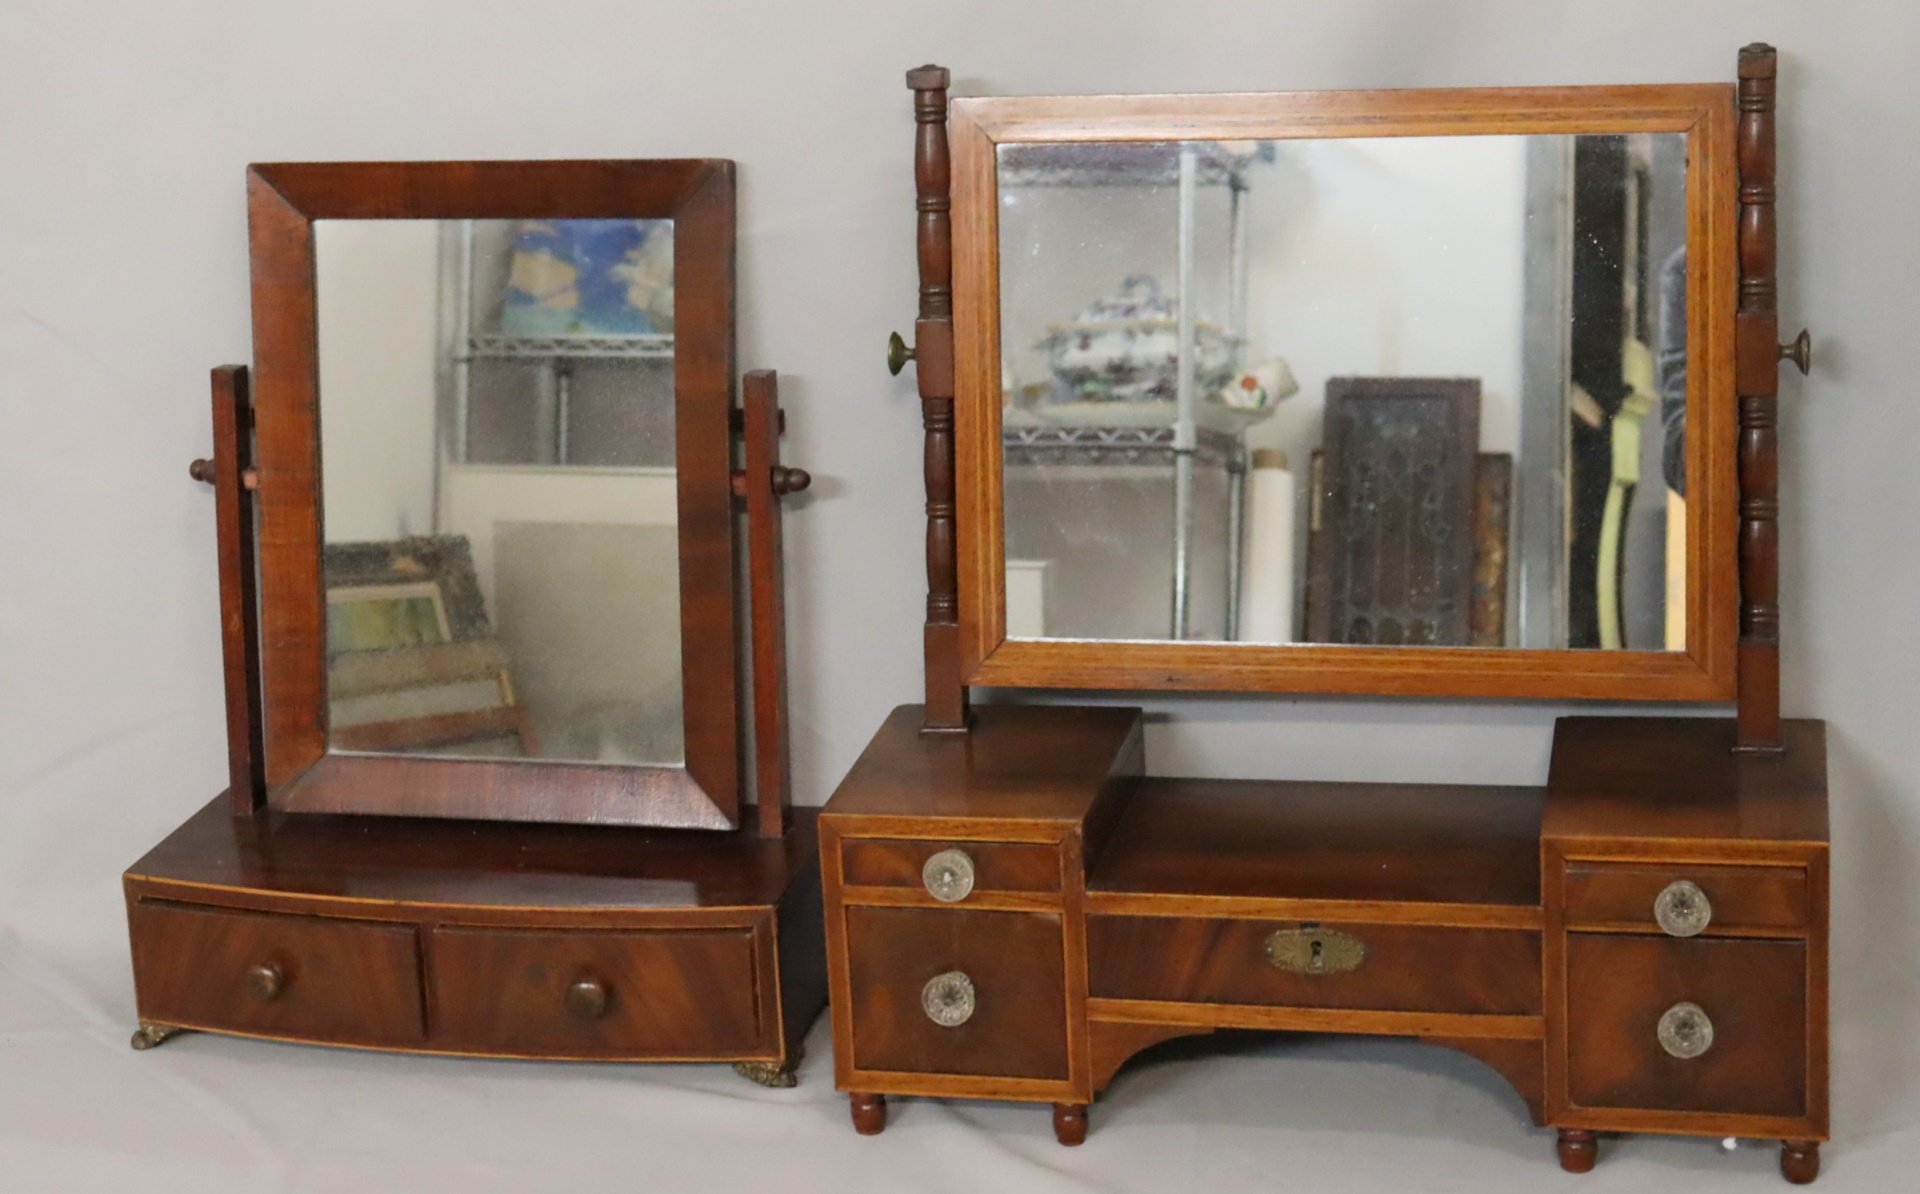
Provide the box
[316,217,685,765]
[997,133,1689,651]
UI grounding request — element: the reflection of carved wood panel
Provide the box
[1305,379,1480,646]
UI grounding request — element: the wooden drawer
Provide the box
[1088,916,1541,1016]
[840,838,1060,900]
[128,900,424,1045]
[844,906,1069,1080]
[1563,862,1807,935]
[429,925,767,1058]
[1565,934,1806,1118]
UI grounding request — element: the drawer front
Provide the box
[430,925,767,1057]
[844,906,1069,1080]
[1564,862,1807,935]
[1565,935,1806,1118]
[841,838,1060,900]
[129,900,424,1045]
[1089,916,1541,1016]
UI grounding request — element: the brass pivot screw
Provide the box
[886,331,916,376]
[1779,329,1812,375]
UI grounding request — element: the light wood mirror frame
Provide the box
[946,84,1743,701]
[248,159,743,828]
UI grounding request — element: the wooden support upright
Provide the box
[907,64,969,731]
[1735,43,1784,752]
[190,365,266,813]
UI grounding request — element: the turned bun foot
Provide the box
[850,1092,887,1136]
[1780,1141,1820,1185]
[1053,1102,1088,1146]
[1557,1128,1598,1173]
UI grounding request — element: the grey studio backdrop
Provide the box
[1,2,1915,1191]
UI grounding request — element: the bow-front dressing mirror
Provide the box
[951,87,1741,698]
[249,161,743,826]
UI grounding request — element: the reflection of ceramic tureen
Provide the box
[1037,276,1238,405]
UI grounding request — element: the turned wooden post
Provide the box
[907,64,969,732]
[1052,1102,1089,1146]
[850,1092,887,1135]
[1735,43,1784,752]
[192,365,266,814]
[1557,1128,1598,1173]
[1780,1140,1820,1184]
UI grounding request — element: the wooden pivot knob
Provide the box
[886,331,916,376]
[189,458,215,483]
[772,466,811,496]
[566,977,610,1021]
[246,963,285,1001]
[1779,329,1812,376]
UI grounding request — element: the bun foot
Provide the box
[1052,1102,1088,1146]
[850,1092,886,1136]
[1780,1141,1820,1185]
[1557,1129,1598,1173]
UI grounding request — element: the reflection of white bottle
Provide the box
[1238,449,1296,644]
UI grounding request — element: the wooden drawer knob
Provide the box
[246,963,285,1002]
[922,849,976,903]
[1657,1001,1715,1059]
[921,971,976,1027]
[566,977,610,1021]
[1654,880,1713,937]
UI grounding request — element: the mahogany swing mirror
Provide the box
[947,84,1753,700]
[247,160,746,827]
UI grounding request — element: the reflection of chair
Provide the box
[328,640,540,756]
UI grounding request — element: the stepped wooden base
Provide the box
[823,707,1829,1184]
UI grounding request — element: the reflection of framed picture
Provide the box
[322,536,492,652]
[326,581,452,653]
[322,535,536,757]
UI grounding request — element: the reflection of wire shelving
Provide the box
[1000,141,1269,640]
[1003,425,1244,470]
[461,334,674,362]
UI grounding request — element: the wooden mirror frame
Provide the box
[248,159,743,829]
[945,84,1743,702]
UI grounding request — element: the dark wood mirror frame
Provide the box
[246,159,743,828]
[944,86,1744,702]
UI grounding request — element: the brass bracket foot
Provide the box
[732,1059,799,1088]
[130,1024,186,1051]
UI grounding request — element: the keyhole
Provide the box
[1309,939,1325,972]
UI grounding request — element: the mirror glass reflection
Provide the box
[315,217,685,765]
[997,133,1689,650]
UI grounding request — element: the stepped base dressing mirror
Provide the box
[824,49,1828,1184]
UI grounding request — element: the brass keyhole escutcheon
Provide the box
[1265,925,1366,976]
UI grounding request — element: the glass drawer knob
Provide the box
[922,971,976,1027]
[1654,879,1713,937]
[922,849,976,903]
[1658,1001,1715,1059]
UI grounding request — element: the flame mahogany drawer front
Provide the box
[429,925,767,1058]
[843,906,1070,1080]
[839,838,1061,899]
[128,900,425,1045]
[1564,934,1807,1118]
[1562,862,1808,935]
[1088,916,1543,1015]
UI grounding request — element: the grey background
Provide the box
[2,1,1913,1190]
